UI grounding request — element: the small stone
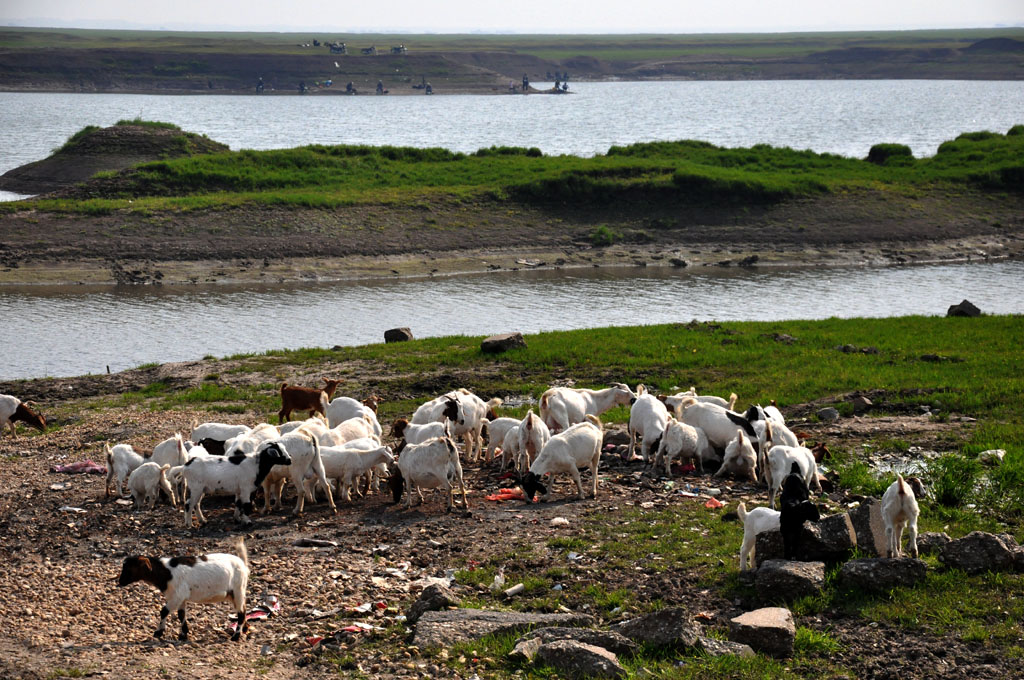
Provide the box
[384,327,414,343]
[481,332,527,353]
[817,407,840,422]
[728,607,795,658]
[535,639,626,679]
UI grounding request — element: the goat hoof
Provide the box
[178,633,189,642]
[153,629,164,639]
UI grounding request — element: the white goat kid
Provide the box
[326,396,383,436]
[520,415,603,502]
[312,443,395,503]
[127,462,177,509]
[516,409,551,471]
[627,386,669,464]
[715,431,758,482]
[539,383,634,433]
[661,387,738,413]
[105,442,145,497]
[484,417,521,461]
[766,444,821,508]
[654,416,710,476]
[882,474,923,558]
[736,501,781,570]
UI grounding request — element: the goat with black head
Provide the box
[779,461,820,559]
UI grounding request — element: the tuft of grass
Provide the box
[928,453,982,508]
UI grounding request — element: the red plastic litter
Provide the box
[50,460,106,475]
[341,626,362,633]
[306,636,324,646]
[704,497,724,509]
[497,471,517,481]
[374,601,387,610]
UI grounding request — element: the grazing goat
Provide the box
[309,414,379,447]
[660,387,738,413]
[105,442,145,497]
[117,537,250,642]
[127,462,177,509]
[539,383,634,433]
[677,398,758,454]
[714,431,758,482]
[736,501,781,571]
[654,416,710,476]
[520,414,603,502]
[516,409,550,471]
[182,445,291,527]
[392,436,468,512]
[390,417,450,447]
[627,386,669,464]
[223,423,280,457]
[326,396,383,436]
[500,425,522,471]
[257,432,336,516]
[779,462,820,559]
[190,422,251,455]
[882,474,925,558]
[278,378,343,423]
[766,444,821,509]
[0,395,46,437]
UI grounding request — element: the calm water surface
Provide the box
[2,80,1023,176]
[1,260,1020,380]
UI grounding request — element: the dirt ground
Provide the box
[0,360,1012,679]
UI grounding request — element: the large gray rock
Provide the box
[520,627,637,657]
[695,636,755,658]
[412,609,594,649]
[939,532,1024,574]
[839,558,928,592]
[848,499,887,557]
[384,327,414,343]
[481,332,527,353]
[406,583,459,624]
[947,299,981,317]
[535,640,626,679]
[916,532,952,556]
[754,513,855,566]
[728,607,795,658]
[610,606,700,648]
[817,407,840,422]
[756,560,825,602]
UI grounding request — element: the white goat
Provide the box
[189,422,251,455]
[117,537,250,642]
[127,462,177,509]
[484,417,521,461]
[662,387,738,414]
[105,442,145,497]
[539,383,634,433]
[182,445,291,527]
[390,417,449,446]
[736,501,781,571]
[882,474,923,558]
[312,443,395,502]
[520,414,603,502]
[394,436,468,512]
[326,396,383,436]
[654,416,710,476]
[766,444,821,509]
[715,431,758,482]
[150,433,193,468]
[257,432,337,516]
[627,386,669,464]
[516,409,551,471]
[223,423,280,456]
[500,425,522,471]
[278,414,326,436]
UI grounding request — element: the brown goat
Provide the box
[278,378,343,423]
[1,396,46,437]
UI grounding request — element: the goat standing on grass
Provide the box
[539,383,634,433]
[117,537,250,642]
[278,378,343,423]
[882,474,925,558]
[736,501,781,571]
[0,395,46,438]
[779,462,820,559]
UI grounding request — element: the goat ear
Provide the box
[138,557,152,571]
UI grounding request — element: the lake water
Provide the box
[1,260,1021,380]
[2,80,1023,179]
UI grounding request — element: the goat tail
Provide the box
[486,397,503,411]
[897,472,906,496]
[585,414,602,430]
[104,442,113,464]
[737,501,747,523]
[232,536,249,568]
[279,382,288,395]
[678,396,698,410]
[728,393,738,410]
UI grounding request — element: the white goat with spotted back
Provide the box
[182,445,291,527]
[223,423,279,457]
[539,383,634,433]
[189,421,251,455]
[654,416,710,476]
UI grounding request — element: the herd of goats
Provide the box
[0,381,924,642]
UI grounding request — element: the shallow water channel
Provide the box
[1,260,1021,380]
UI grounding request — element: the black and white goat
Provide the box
[0,394,46,437]
[117,538,250,641]
[182,445,291,527]
[779,462,820,559]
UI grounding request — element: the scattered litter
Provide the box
[49,483,69,491]
[328,570,348,580]
[704,498,724,509]
[496,471,517,481]
[677,491,698,498]
[230,594,280,632]
[489,571,506,591]
[59,506,87,513]
[549,517,570,527]
[640,501,655,509]
[260,644,273,656]
[114,498,133,506]
[50,460,106,475]
[567,552,582,561]
[372,544,391,555]
[306,635,325,647]
[552,584,563,591]
[342,621,376,632]
[311,607,341,620]
[695,611,715,621]
[485,488,524,502]
[349,601,387,614]
[705,488,721,497]
[503,583,525,598]
[292,538,338,548]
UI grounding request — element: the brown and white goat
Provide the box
[0,394,46,438]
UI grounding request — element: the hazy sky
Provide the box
[2,0,1022,33]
